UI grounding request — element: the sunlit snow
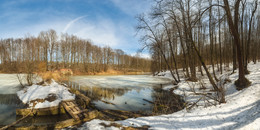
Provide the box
[17,80,75,109]
[80,62,260,130]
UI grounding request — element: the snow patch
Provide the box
[80,62,260,129]
[17,80,75,108]
[78,119,120,130]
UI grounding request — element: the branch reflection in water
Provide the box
[67,75,184,115]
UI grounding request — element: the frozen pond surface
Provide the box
[0,74,25,126]
[0,74,21,94]
[69,75,172,113]
[0,74,172,126]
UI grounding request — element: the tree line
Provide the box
[0,29,151,74]
[137,0,259,92]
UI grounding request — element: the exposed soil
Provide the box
[29,93,57,107]
[100,122,150,130]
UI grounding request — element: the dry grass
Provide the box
[38,71,64,83]
[97,69,121,75]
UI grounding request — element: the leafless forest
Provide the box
[0,30,151,74]
[137,0,260,91]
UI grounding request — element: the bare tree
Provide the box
[223,0,251,89]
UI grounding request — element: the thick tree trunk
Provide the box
[223,0,251,90]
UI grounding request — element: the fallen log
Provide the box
[143,99,154,104]
[100,109,145,121]
[16,105,66,116]
[54,110,100,129]
[100,100,115,105]
[1,109,33,130]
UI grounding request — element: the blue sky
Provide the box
[0,0,152,57]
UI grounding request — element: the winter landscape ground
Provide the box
[0,63,259,129]
[0,0,259,129]
[79,62,260,130]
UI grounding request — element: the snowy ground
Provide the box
[79,62,260,130]
[17,80,75,108]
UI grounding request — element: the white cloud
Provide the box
[0,14,122,47]
[140,53,151,59]
[130,52,151,59]
[0,0,147,54]
[64,17,121,47]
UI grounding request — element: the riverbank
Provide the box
[79,62,260,129]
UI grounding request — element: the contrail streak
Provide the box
[63,15,87,32]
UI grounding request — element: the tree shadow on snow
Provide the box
[122,100,260,129]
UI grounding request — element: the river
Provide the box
[68,75,172,113]
[0,74,172,127]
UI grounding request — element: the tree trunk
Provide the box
[223,0,251,90]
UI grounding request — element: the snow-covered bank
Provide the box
[17,80,75,109]
[80,62,260,130]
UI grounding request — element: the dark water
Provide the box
[0,74,175,128]
[68,75,173,114]
[0,74,70,127]
[0,74,26,126]
[0,93,70,128]
[0,94,26,126]
[15,114,71,128]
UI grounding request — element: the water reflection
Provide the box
[0,94,25,106]
[0,94,26,126]
[0,93,72,127]
[16,114,70,128]
[68,75,172,114]
[151,87,185,115]
[0,76,71,127]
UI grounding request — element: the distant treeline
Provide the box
[0,29,151,74]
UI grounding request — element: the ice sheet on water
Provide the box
[70,75,171,89]
[0,74,21,94]
[69,75,170,112]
